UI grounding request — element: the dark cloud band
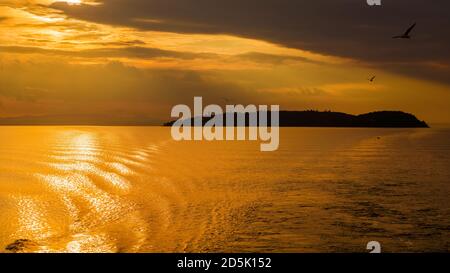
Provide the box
[50,0,450,84]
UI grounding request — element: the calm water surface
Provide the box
[0,126,449,252]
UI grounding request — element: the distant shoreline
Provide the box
[164,110,429,128]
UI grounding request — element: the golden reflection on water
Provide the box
[0,126,450,253]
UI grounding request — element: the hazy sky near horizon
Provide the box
[0,0,449,123]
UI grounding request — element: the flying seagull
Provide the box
[393,23,417,39]
[369,76,376,82]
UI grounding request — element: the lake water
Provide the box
[0,126,449,253]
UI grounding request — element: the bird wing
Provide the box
[404,23,416,36]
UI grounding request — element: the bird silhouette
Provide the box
[369,76,376,82]
[393,23,416,39]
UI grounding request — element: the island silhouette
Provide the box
[164,110,429,128]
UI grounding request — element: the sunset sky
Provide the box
[1,0,449,124]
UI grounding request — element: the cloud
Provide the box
[50,0,450,84]
[0,45,320,69]
[0,60,262,122]
[0,45,214,60]
[321,82,384,94]
[262,87,328,97]
[236,52,319,65]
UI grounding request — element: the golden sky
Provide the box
[1,0,449,124]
